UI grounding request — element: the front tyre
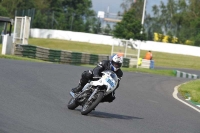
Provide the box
[81,91,104,115]
[68,98,79,110]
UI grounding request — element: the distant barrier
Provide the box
[175,70,199,79]
[13,44,159,69]
[30,29,200,57]
[13,44,158,69]
[138,59,154,69]
[14,44,110,65]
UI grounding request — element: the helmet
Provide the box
[110,54,123,71]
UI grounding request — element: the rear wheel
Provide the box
[81,91,104,115]
[68,98,79,110]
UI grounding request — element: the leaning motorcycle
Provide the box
[68,70,118,115]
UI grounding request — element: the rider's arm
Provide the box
[93,61,105,78]
[115,70,123,89]
[116,79,121,89]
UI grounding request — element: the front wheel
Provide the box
[68,98,79,110]
[81,91,104,115]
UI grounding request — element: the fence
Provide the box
[15,9,118,35]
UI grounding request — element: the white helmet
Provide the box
[110,54,123,71]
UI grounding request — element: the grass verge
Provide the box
[179,80,200,103]
[0,54,46,62]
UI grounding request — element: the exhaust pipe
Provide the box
[70,91,75,98]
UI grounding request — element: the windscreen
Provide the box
[102,70,118,83]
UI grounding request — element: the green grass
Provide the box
[29,38,111,55]
[179,80,200,103]
[122,67,175,76]
[29,38,200,70]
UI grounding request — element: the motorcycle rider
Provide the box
[71,54,123,103]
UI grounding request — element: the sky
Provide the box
[91,0,167,16]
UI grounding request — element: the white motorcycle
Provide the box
[68,70,118,115]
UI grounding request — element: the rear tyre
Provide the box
[81,91,104,115]
[68,98,79,110]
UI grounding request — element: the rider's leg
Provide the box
[101,92,115,103]
[71,70,93,93]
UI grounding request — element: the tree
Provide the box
[120,0,144,20]
[92,18,102,34]
[130,0,144,20]
[113,8,146,41]
[103,24,112,35]
[61,0,96,31]
[194,33,200,46]
[0,5,9,16]
[0,0,23,17]
[120,0,132,13]
[32,10,48,28]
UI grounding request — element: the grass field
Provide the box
[29,38,200,70]
[179,80,200,103]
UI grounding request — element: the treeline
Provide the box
[120,0,200,46]
[146,0,200,46]
[1,0,200,46]
[0,0,105,34]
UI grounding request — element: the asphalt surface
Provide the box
[0,59,199,133]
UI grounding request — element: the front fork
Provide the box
[87,89,98,101]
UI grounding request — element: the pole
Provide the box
[52,11,54,29]
[141,0,147,25]
[138,0,147,68]
[140,0,147,34]
[70,13,74,31]
[111,41,114,56]
[125,41,128,58]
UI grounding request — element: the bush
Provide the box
[194,34,200,46]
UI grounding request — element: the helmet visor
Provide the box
[112,62,122,68]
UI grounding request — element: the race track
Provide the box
[0,59,199,133]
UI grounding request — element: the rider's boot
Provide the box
[71,83,83,93]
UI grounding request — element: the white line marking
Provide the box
[173,84,200,113]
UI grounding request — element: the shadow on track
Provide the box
[74,109,143,120]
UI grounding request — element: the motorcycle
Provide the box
[68,70,118,115]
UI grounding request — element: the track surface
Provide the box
[0,59,199,133]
